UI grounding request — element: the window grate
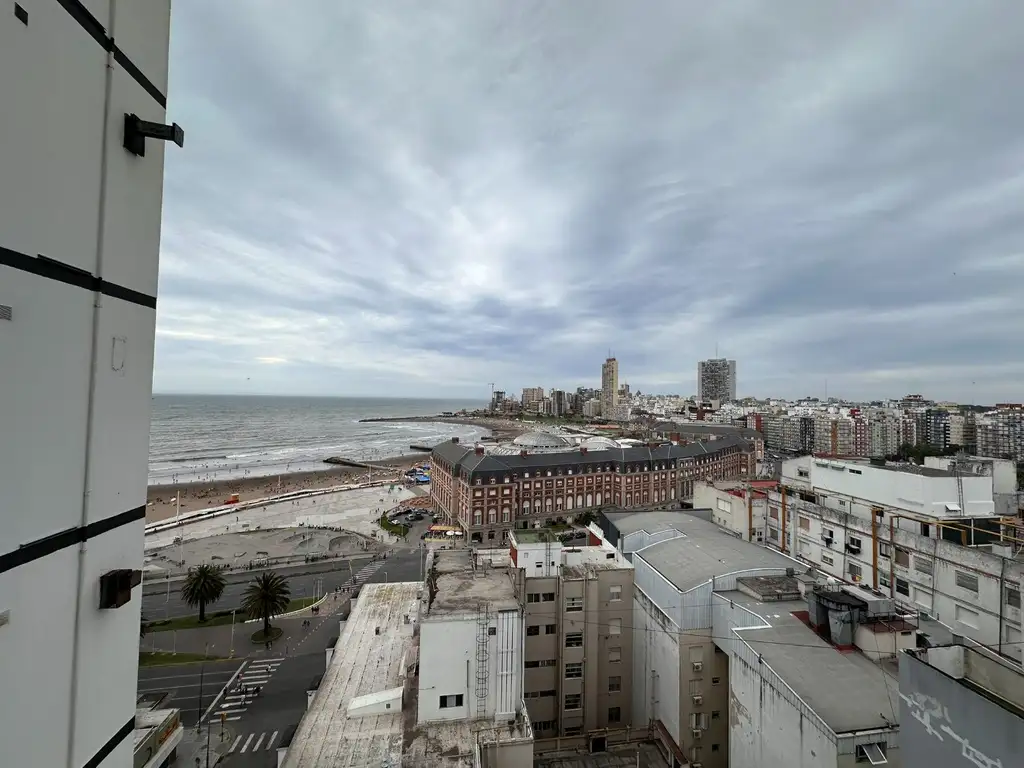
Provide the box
[0,305,11,321]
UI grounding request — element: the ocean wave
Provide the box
[167,454,229,463]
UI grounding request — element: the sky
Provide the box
[155,1,1024,404]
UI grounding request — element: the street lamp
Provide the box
[229,609,237,658]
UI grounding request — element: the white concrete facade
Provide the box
[418,609,525,724]
[0,2,173,766]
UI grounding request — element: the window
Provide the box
[880,571,891,588]
[565,663,583,679]
[1006,586,1022,609]
[532,719,555,731]
[920,522,930,537]
[799,515,810,531]
[711,710,721,720]
[608,706,621,723]
[914,557,933,576]
[487,626,496,636]
[855,742,888,764]
[527,625,540,636]
[524,689,556,699]
[879,541,891,558]
[565,632,583,648]
[849,563,862,579]
[608,676,621,692]
[564,725,583,736]
[565,694,582,710]
[895,577,910,597]
[821,554,834,566]
[542,592,555,602]
[565,597,583,612]
[712,744,720,752]
[608,647,622,662]
[955,604,980,629]
[439,694,464,708]
[768,526,779,541]
[545,624,557,634]
[711,676,721,685]
[849,536,862,549]
[955,571,979,593]
[608,618,622,635]
[690,747,702,763]
[525,659,556,668]
[527,593,541,603]
[769,506,779,519]
[894,547,910,567]
[610,585,622,601]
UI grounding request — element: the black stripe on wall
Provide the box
[82,715,136,768]
[54,0,168,109]
[0,245,157,309]
[0,506,146,575]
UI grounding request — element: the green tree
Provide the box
[180,564,226,623]
[241,571,291,637]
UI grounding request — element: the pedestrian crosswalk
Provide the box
[214,658,283,722]
[228,729,279,754]
[352,559,383,583]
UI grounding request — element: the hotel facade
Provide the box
[430,435,754,542]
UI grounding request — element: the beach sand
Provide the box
[146,453,428,522]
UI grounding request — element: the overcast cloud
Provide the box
[155,0,1024,403]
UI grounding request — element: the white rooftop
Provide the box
[282,582,420,768]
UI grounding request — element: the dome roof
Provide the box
[581,436,621,450]
[512,431,574,449]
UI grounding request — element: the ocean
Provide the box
[148,395,488,485]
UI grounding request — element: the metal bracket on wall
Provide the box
[123,113,185,157]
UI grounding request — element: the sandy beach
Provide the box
[146,453,428,522]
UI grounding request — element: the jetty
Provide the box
[323,457,398,470]
[409,444,435,452]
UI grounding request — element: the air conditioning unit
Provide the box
[692,694,703,706]
[692,661,703,672]
[692,729,702,740]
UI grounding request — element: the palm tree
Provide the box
[180,564,226,623]
[241,571,291,637]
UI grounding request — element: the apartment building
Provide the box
[521,387,545,412]
[900,643,1022,768]
[601,357,619,417]
[653,421,765,461]
[693,480,776,544]
[975,403,1024,461]
[696,358,737,403]
[430,436,754,542]
[1,4,176,766]
[746,457,1024,663]
[508,529,634,746]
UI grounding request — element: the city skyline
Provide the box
[152,1,1022,403]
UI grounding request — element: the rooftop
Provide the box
[511,529,562,544]
[628,514,804,591]
[602,509,696,538]
[404,712,533,767]
[723,590,901,734]
[431,436,751,475]
[282,582,420,768]
[428,549,520,616]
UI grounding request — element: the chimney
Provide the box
[520,449,528,458]
[475,445,485,456]
[580,446,588,455]
[451,437,459,444]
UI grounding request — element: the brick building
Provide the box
[430,435,753,543]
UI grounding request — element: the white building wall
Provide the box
[809,459,994,518]
[728,641,838,768]
[417,610,523,723]
[632,588,681,748]
[0,2,172,767]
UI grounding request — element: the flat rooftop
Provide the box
[404,714,533,766]
[512,529,562,543]
[632,515,804,591]
[723,591,900,734]
[428,549,519,616]
[282,582,420,768]
[603,509,695,537]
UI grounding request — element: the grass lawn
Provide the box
[138,651,223,667]
[144,596,320,633]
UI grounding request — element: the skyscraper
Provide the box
[601,357,619,416]
[697,358,737,402]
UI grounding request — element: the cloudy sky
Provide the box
[155,1,1024,403]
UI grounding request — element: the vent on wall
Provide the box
[0,304,11,321]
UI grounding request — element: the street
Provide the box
[137,660,243,727]
[142,558,363,620]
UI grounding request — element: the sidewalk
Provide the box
[176,721,234,767]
